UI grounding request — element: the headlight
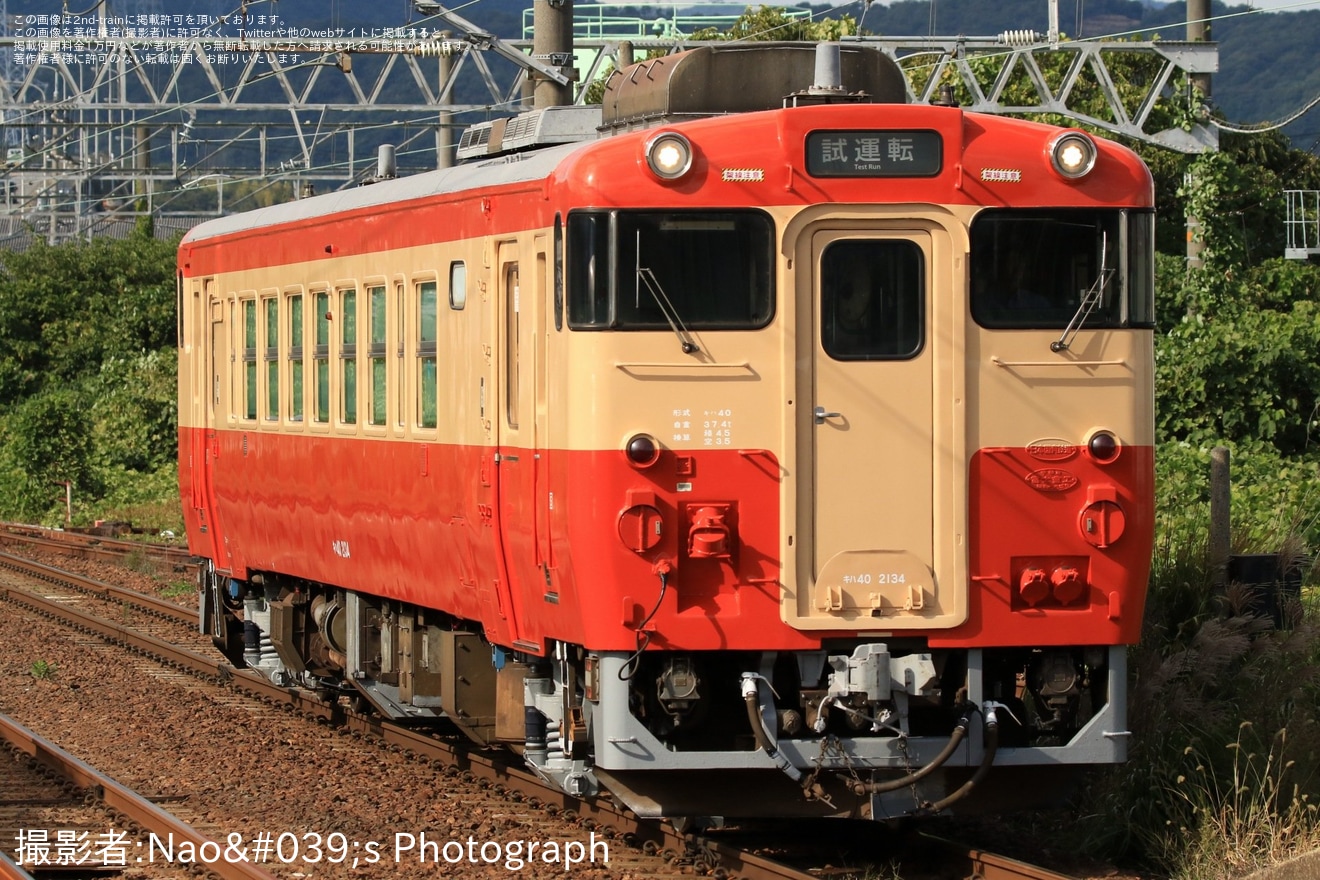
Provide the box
[1048,131,1097,180]
[645,132,693,181]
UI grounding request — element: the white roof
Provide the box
[182,141,587,245]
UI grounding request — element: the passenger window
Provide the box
[288,294,304,421]
[395,283,405,429]
[417,281,437,429]
[368,285,387,426]
[341,289,357,424]
[263,298,278,420]
[314,291,330,423]
[242,299,257,419]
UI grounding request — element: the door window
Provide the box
[820,239,924,360]
[505,263,520,429]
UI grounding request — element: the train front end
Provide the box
[534,44,1154,820]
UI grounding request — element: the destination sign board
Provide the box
[805,130,943,178]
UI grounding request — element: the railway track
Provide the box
[0,550,196,622]
[0,522,196,570]
[0,713,271,880]
[0,548,1083,880]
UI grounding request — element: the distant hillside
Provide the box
[846,0,1320,150]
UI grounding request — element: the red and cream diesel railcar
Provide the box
[179,43,1155,820]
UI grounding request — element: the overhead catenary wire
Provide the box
[0,1,516,236]
[0,73,452,217]
[3,0,505,150]
[0,0,1245,155]
[728,0,1309,89]
[830,1,1320,140]
[5,0,1316,225]
[0,39,509,212]
[1211,92,1320,134]
[12,117,448,217]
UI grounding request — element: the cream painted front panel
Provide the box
[787,220,966,632]
[966,330,1154,451]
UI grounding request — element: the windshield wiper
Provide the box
[1051,233,1114,353]
[635,232,699,354]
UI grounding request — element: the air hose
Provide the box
[846,704,977,796]
[917,702,1002,814]
[741,673,804,783]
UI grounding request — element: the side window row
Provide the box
[233,263,467,430]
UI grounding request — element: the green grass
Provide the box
[1160,723,1320,879]
[160,579,195,599]
[1074,519,1320,878]
[122,547,164,577]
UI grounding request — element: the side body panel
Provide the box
[178,102,1155,656]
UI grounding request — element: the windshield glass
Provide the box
[970,209,1154,330]
[567,210,774,330]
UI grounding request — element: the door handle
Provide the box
[814,406,842,424]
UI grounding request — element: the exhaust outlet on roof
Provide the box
[813,43,844,94]
[377,145,397,181]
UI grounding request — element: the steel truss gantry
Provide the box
[0,26,1217,244]
[845,35,1218,153]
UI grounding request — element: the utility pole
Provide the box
[532,0,574,108]
[134,125,151,214]
[1186,0,1212,270]
[438,31,455,168]
[1210,446,1231,589]
[0,6,1217,240]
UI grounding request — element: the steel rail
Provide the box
[0,851,35,880]
[0,564,1080,880]
[0,524,196,564]
[0,577,818,880]
[0,713,278,880]
[968,847,1082,880]
[0,530,136,565]
[0,550,195,623]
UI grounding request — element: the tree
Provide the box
[1176,131,1320,268]
[0,388,100,520]
[90,350,178,473]
[0,227,177,407]
[1155,254,1320,457]
[1153,131,1320,458]
[691,6,858,42]
[0,227,179,524]
[584,7,860,105]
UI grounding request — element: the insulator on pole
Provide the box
[413,40,466,58]
[998,29,1042,46]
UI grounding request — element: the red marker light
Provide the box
[1087,432,1119,463]
[625,434,661,468]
